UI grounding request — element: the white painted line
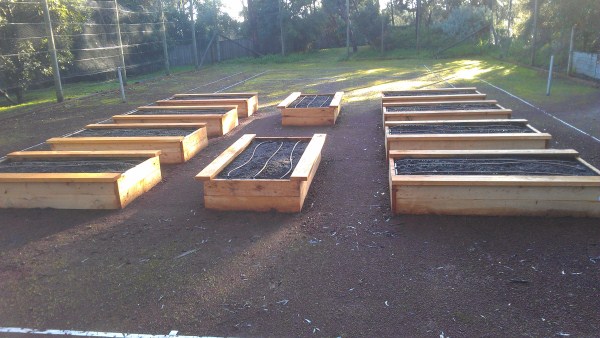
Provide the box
[215,71,269,93]
[480,79,600,144]
[423,65,456,88]
[0,327,225,338]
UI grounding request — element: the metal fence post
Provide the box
[114,0,127,84]
[546,55,554,96]
[41,0,64,103]
[117,67,126,102]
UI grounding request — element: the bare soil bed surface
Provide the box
[0,158,144,173]
[74,128,197,137]
[289,94,333,108]
[0,66,599,337]
[383,89,476,96]
[388,122,533,134]
[217,139,308,179]
[394,156,599,176]
[388,102,500,111]
[135,109,230,115]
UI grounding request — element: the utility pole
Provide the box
[507,0,513,38]
[346,0,350,59]
[530,0,538,66]
[279,0,285,56]
[214,0,220,62]
[416,0,421,52]
[381,5,385,55]
[114,0,127,84]
[158,0,170,75]
[567,25,575,75]
[190,0,199,69]
[41,0,63,102]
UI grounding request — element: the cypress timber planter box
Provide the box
[112,105,239,138]
[47,123,208,164]
[383,100,512,122]
[382,87,486,106]
[278,92,344,126]
[384,119,551,157]
[195,134,326,213]
[389,149,600,217]
[155,92,258,118]
[0,150,162,209]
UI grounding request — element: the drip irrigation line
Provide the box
[279,141,301,179]
[0,51,48,57]
[71,55,120,62]
[253,142,284,179]
[226,141,273,177]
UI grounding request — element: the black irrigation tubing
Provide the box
[253,142,284,178]
[279,140,301,179]
[423,64,456,88]
[226,141,274,177]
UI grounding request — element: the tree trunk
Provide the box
[16,87,25,104]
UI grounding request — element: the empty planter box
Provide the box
[383,100,511,122]
[389,149,600,217]
[195,134,326,212]
[384,119,551,157]
[155,92,258,118]
[278,92,344,126]
[0,150,162,209]
[47,123,208,164]
[112,105,238,138]
[382,87,486,106]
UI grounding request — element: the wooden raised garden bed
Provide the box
[278,92,344,126]
[0,150,162,209]
[46,123,208,164]
[383,100,512,122]
[195,134,326,212]
[389,149,600,217]
[384,119,551,156]
[112,105,238,138]
[382,87,486,106]
[155,92,258,118]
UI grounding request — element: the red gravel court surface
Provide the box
[0,69,599,337]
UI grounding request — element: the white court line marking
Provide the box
[479,79,600,144]
[0,71,267,161]
[214,70,269,93]
[0,327,225,338]
[423,65,456,88]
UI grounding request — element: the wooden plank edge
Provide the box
[85,123,207,129]
[7,150,162,159]
[290,134,327,181]
[329,92,344,107]
[382,99,498,107]
[0,173,121,183]
[388,149,580,158]
[384,119,527,126]
[278,92,302,108]
[195,134,256,181]
[390,175,600,187]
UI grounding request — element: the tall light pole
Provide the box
[190,0,199,69]
[41,0,63,102]
[114,0,127,84]
[346,0,350,59]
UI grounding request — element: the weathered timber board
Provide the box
[278,92,344,126]
[46,124,208,164]
[0,151,162,209]
[156,92,258,117]
[113,106,238,138]
[195,134,326,212]
[382,87,486,104]
[384,119,550,156]
[388,149,600,217]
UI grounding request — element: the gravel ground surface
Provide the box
[0,64,599,337]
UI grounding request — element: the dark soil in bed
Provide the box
[388,122,534,134]
[394,156,599,176]
[135,109,230,115]
[73,128,197,137]
[289,95,333,108]
[217,139,309,179]
[383,89,476,96]
[387,102,501,111]
[0,158,144,173]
